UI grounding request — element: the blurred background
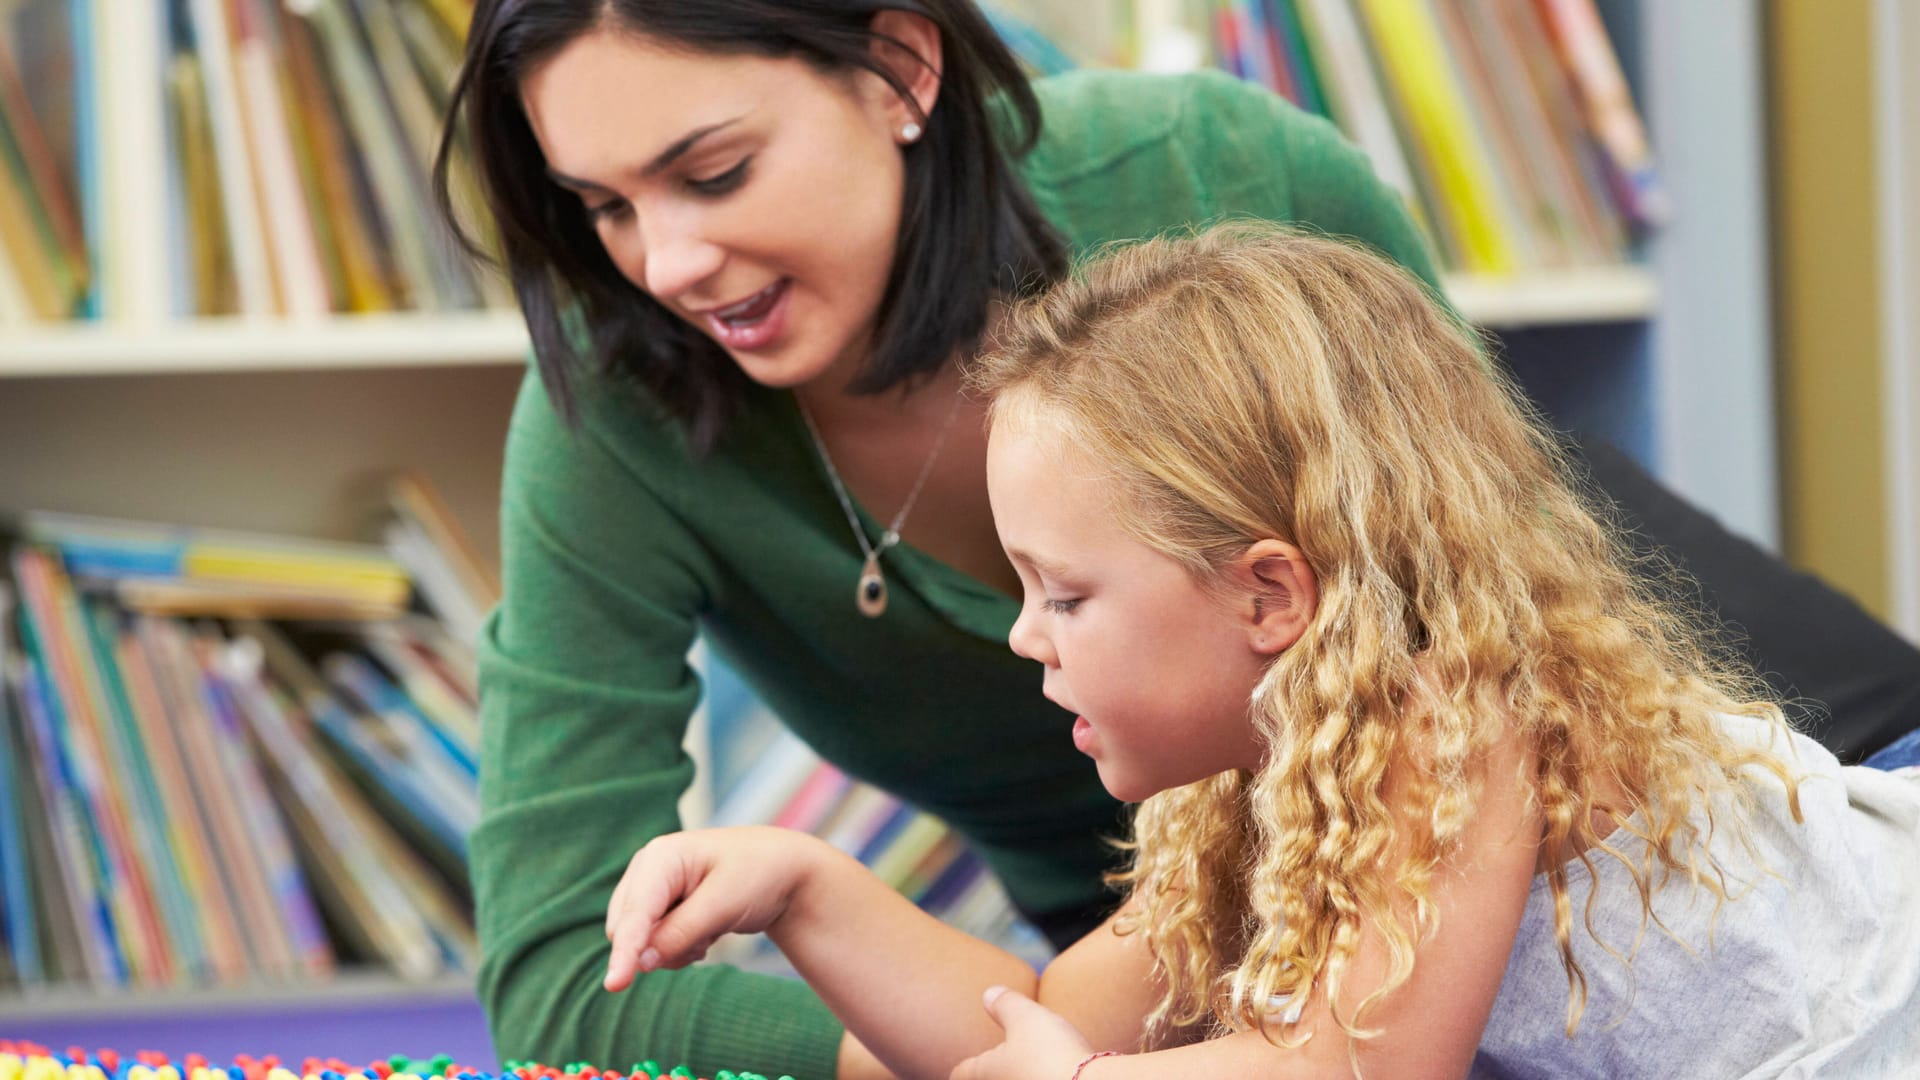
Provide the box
[0,0,1914,1068]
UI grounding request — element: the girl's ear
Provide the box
[1239,538,1318,656]
[867,11,943,139]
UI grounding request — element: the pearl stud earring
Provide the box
[900,121,923,143]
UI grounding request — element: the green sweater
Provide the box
[474,69,1441,1080]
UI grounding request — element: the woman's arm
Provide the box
[607,827,1040,1079]
[477,375,844,1080]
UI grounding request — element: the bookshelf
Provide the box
[0,0,1774,1041]
[0,267,1659,378]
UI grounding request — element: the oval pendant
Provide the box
[856,555,888,618]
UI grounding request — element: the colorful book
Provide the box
[189,627,334,978]
[135,616,298,977]
[12,550,171,986]
[12,651,122,985]
[25,512,411,608]
[230,0,331,318]
[219,634,453,978]
[1532,0,1668,228]
[78,600,209,983]
[93,0,172,322]
[1352,0,1523,274]
[187,0,278,315]
[113,616,252,983]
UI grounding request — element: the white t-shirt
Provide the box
[1472,716,1920,1078]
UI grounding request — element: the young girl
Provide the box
[600,223,1920,1079]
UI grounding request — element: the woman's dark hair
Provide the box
[434,0,1068,450]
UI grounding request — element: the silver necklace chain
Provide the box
[798,389,965,615]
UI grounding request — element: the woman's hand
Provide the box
[950,987,1096,1080]
[603,826,831,991]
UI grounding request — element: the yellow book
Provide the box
[180,549,411,606]
[1354,0,1520,275]
[0,162,65,319]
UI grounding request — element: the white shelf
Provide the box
[0,970,476,1020]
[1443,265,1659,328]
[0,268,1659,377]
[0,312,531,378]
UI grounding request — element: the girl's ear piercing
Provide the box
[900,121,923,143]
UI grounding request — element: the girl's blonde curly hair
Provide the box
[967,222,1800,1049]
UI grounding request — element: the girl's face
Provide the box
[989,420,1277,803]
[519,28,914,391]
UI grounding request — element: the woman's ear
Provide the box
[868,10,943,141]
[1239,538,1318,655]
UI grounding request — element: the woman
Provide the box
[435,3,1920,1078]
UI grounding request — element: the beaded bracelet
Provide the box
[1068,1050,1119,1080]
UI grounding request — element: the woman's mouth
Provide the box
[704,279,791,351]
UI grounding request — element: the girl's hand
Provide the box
[603,826,829,991]
[950,987,1097,1080]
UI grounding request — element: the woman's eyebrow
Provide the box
[546,115,748,191]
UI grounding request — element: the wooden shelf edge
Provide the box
[0,268,1660,377]
[0,313,531,378]
[1445,265,1660,329]
[0,970,476,1020]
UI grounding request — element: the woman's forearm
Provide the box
[772,842,1038,1080]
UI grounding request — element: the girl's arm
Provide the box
[960,728,1544,1080]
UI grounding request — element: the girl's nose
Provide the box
[1007,604,1056,668]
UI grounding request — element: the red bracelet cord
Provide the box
[1069,1050,1120,1079]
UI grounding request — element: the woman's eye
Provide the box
[688,157,751,196]
[585,200,629,223]
[1042,597,1082,615]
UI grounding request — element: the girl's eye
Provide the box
[688,157,751,196]
[1042,597,1082,615]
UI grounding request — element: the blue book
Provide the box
[981,4,1078,76]
[83,601,209,979]
[0,585,43,983]
[919,850,987,913]
[16,655,124,985]
[67,0,101,320]
[853,800,919,866]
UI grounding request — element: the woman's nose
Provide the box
[637,213,726,301]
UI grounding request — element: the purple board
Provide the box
[3,994,495,1071]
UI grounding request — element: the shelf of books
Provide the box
[0,0,1662,378]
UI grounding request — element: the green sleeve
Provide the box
[1186,69,1446,298]
[474,374,843,1080]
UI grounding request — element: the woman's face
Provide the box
[520,28,914,390]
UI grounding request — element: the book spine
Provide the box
[12,551,171,985]
[117,620,253,983]
[191,633,334,978]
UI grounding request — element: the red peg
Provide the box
[94,1052,120,1073]
[185,1056,209,1073]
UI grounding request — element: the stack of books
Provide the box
[995,0,1663,275]
[0,0,503,326]
[0,475,496,993]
